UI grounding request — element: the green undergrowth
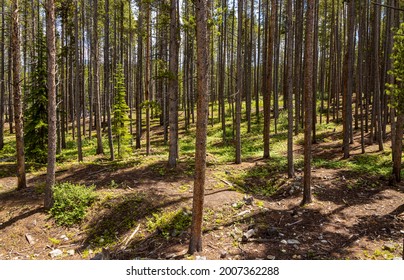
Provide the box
[50,182,97,226]
[146,208,192,239]
[86,192,145,247]
[313,151,393,177]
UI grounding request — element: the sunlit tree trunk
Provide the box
[189,0,210,254]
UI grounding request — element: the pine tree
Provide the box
[113,64,130,158]
[387,23,404,183]
[24,32,48,163]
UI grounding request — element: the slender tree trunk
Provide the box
[255,0,261,121]
[219,0,227,141]
[136,0,143,150]
[105,0,114,160]
[93,0,103,154]
[0,0,5,150]
[294,0,303,135]
[302,0,315,206]
[145,2,151,155]
[75,2,83,162]
[45,0,56,209]
[235,0,243,164]
[342,0,355,159]
[189,0,210,255]
[263,0,275,159]
[358,0,366,154]
[11,0,26,190]
[8,21,13,135]
[312,0,319,144]
[373,1,383,151]
[168,0,179,168]
[286,0,294,178]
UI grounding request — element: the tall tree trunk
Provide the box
[263,0,275,159]
[8,21,13,135]
[0,0,5,150]
[12,0,26,190]
[105,0,114,160]
[302,0,315,206]
[373,1,383,151]
[145,1,151,155]
[168,0,179,168]
[286,0,294,178]
[294,0,303,135]
[342,0,355,159]
[312,0,319,144]
[45,0,56,209]
[75,1,83,162]
[93,0,104,154]
[136,0,143,150]
[235,0,243,164]
[189,0,210,255]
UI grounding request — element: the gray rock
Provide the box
[266,255,276,260]
[383,243,396,252]
[67,249,75,256]
[280,239,288,245]
[243,195,254,205]
[49,249,63,258]
[60,235,69,241]
[321,240,328,244]
[195,256,207,260]
[287,239,300,245]
[91,248,110,260]
[25,234,35,245]
[242,229,256,241]
[393,257,403,260]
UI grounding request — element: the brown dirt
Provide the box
[0,133,403,260]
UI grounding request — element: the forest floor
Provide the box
[0,116,404,260]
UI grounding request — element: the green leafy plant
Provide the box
[50,182,97,226]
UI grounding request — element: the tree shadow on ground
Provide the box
[109,201,399,260]
[77,186,235,259]
[0,207,44,230]
[27,159,195,191]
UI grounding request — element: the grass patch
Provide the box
[146,208,192,239]
[313,152,392,177]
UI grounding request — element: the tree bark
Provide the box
[145,1,151,156]
[0,0,5,150]
[189,0,210,255]
[45,0,56,209]
[75,1,83,162]
[11,0,26,190]
[286,0,294,178]
[235,0,243,164]
[93,0,104,154]
[302,0,315,206]
[105,0,114,160]
[342,0,355,159]
[168,0,179,168]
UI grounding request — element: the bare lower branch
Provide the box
[371,1,404,12]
